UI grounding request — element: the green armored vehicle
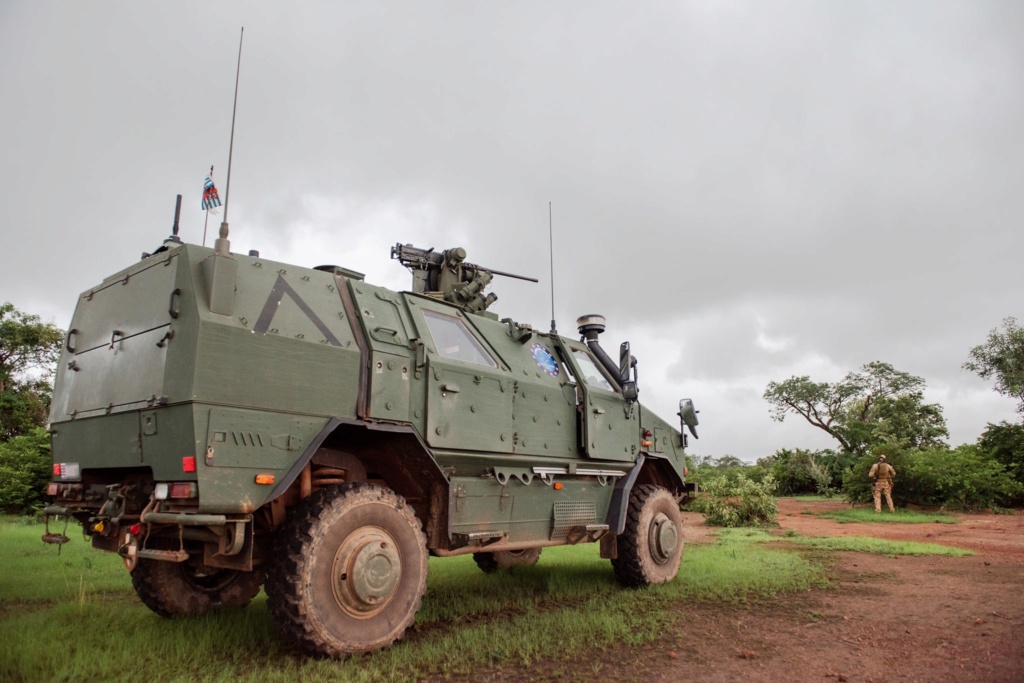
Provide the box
[44,216,699,656]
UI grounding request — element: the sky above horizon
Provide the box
[1,1,1021,461]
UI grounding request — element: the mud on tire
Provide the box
[611,484,684,587]
[265,483,429,657]
[473,548,543,573]
[131,558,265,617]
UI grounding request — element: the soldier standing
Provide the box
[868,454,896,513]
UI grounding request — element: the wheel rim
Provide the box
[331,526,403,618]
[648,512,678,565]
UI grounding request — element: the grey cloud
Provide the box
[2,0,1021,460]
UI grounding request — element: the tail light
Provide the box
[52,462,81,481]
[154,482,198,500]
[170,482,197,499]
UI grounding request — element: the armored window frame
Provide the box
[422,309,499,368]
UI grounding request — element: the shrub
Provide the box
[0,427,51,513]
[689,474,779,527]
[758,448,838,496]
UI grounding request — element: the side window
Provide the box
[571,348,615,392]
[422,310,498,368]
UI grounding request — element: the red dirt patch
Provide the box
[457,499,1024,683]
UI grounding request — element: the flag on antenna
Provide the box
[202,167,222,214]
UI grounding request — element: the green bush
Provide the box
[758,448,840,496]
[977,422,1024,504]
[689,474,779,527]
[0,427,51,513]
[842,445,1024,511]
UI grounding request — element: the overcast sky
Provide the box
[1,1,1021,461]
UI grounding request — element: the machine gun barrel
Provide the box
[469,265,538,283]
[391,243,537,282]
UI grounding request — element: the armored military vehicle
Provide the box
[44,215,699,657]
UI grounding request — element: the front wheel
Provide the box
[131,558,265,617]
[611,484,684,587]
[473,548,542,573]
[265,483,428,657]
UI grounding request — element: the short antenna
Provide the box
[548,201,557,334]
[215,26,244,257]
[170,194,182,242]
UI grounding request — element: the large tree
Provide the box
[764,361,948,454]
[964,317,1024,418]
[0,303,64,439]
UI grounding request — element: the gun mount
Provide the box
[391,243,538,314]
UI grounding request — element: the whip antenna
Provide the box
[549,201,557,334]
[215,27,244,256]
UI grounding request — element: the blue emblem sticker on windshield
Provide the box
[530,343,559,377]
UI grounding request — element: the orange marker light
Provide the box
[255,474,275,485]
[642,440,653,448]
[553,482,563,491]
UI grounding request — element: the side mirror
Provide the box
[619,341,638,402]
[678,398,699,439]
[618,342,632,383]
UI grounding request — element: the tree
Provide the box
[764,361,947,454]
[0,303,64,439]
[964,317,1024,417]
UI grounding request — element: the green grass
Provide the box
[0,516,828,682]
[818,508,958,525]
[788,495,836,502]
[716,528,973,557]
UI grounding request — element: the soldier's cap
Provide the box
[879,455,887,461]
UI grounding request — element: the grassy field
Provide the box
[718,528,973,557]
[817,508,958,525]
[1,515,830,683]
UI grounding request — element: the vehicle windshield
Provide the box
[571,348,614,391]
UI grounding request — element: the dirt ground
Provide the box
[473,498,1024,683]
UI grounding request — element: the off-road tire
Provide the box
[473,548,543,573]
[265,483,428,657]
[131,558,265,617]
[611,484,684,587]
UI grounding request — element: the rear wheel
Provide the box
[611,484,684,587]
[473,548,542,573]
[131,558,265,617]
[265,483,428,657]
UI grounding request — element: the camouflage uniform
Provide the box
[869,457,895,513]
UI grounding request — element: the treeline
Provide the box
[690,421,1024,511]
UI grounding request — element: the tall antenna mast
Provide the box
[548,201,557,334]
[215,27,244,257]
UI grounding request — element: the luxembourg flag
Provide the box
[202,167,222,213]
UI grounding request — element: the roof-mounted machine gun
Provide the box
[390,243,538,313]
